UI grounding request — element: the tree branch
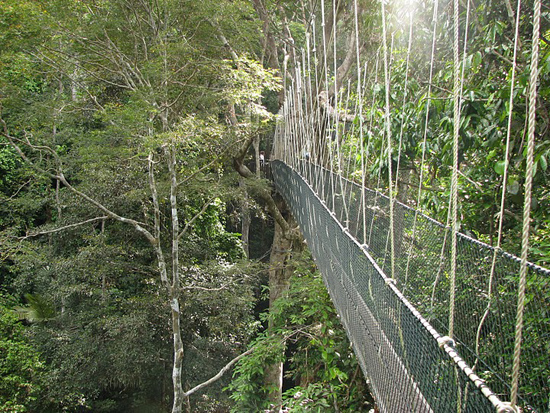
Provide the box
[208,19,239,62]
[177,196,216,240]
[15,217,108,240]
[251,0,280,70]
[183,327,304,398]
[181,283,231,292]
[232,132,291,234]
[178,141,233,187]
[327,31,358,98]
[234,158,290,234]
[182,346,256,398]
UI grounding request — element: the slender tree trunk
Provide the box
[171,296,184,413]
[253,136,261,177]
[166,145,185,413]
[239,177,251,258]
[71,67,78,102]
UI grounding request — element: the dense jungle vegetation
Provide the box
[0,0,375,411]
[0,0,548,412]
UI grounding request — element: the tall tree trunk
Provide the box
[264,220,293,407]
[265,204,298,407]
[251,0,280,71]
[166,146,186,413]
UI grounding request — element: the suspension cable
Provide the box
[449,0,461,339]
[394,11,414,191]
[511,0,542,406]
[475,0,522,365]
[381,0,396,281]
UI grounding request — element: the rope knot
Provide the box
[497,402,521,413]
[437,336,455,348]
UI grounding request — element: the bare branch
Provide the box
[328,31,359,98]
[177,196,216,240]
[182,329,302,398]
[208,19,239,62]
[458,169,483,191]
[234,133,256,168]
[183,347,256,398]
[181,283,231,292]
[177,141,233,187]
[16,217,108,240]
[8,178,33,200]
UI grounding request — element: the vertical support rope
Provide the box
[394,12,413,191]
[353,0,367,244]
[353,0,368,245]
[476,0,522,363]
[312,18,326,197]
[304,41,313,183]
[321,0,336,212]
[449,0,460,339]
[381,0,395,281]
[367,53,385,249]
[510,0,541,406]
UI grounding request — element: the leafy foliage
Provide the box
[0,294,44,412]
[228,252,374,412]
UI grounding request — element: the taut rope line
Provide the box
[449,0,461,340]
[511,0,542,407]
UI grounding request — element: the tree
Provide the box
[1,0,282,411]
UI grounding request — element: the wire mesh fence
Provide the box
[273,159,550,413]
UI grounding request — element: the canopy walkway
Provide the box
[271,159,549,412]
[269,0,549,410]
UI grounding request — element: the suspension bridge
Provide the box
[269,0,549,411]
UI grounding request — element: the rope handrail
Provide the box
[290,159,550,276]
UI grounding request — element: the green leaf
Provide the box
[507,180,520,195]
[539,155,547,171]
[494,160,507,175]
[473,51,482,68]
